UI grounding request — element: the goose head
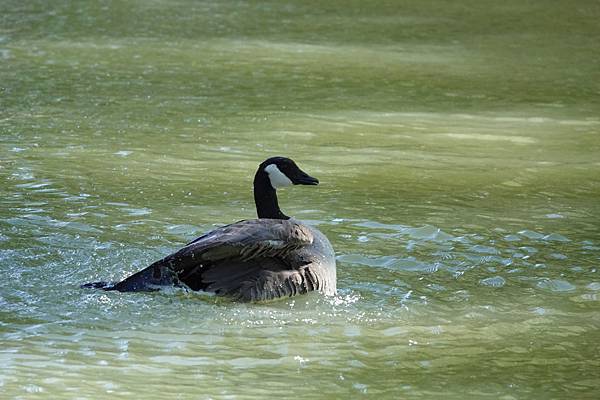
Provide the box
[261,156,319,189]
[254,157,319,219]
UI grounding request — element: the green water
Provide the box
[2,0,600,398]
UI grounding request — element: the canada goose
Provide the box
[83,157,336,302]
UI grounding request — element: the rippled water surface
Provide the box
[2,0,600,398]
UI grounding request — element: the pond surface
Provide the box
[1,0,599,398]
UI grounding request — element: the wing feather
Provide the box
[165,219,313,274]
[107,219,317,298]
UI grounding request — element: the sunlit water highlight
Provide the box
[2,0,600,398]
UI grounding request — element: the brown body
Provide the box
[107,218,336,301]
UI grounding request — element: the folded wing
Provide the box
[110,219,317,300]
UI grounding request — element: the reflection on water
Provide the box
[2,200,599,397]
[2,0,600,398]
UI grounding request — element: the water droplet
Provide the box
[518,230,545,240]
[543,233,569,242]
[531,307,547,315]
[470,245,499,254]
[503,234,521,242]
[586,282,600,291]
[353,383,368,393]
[536,279,576,292]
[480,276,506,287]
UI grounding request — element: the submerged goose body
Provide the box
[83,157,336,302]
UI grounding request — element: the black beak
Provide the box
[294,171,319,185]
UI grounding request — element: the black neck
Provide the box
[253,169,290,220]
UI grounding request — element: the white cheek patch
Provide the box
[265,164,293,189]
